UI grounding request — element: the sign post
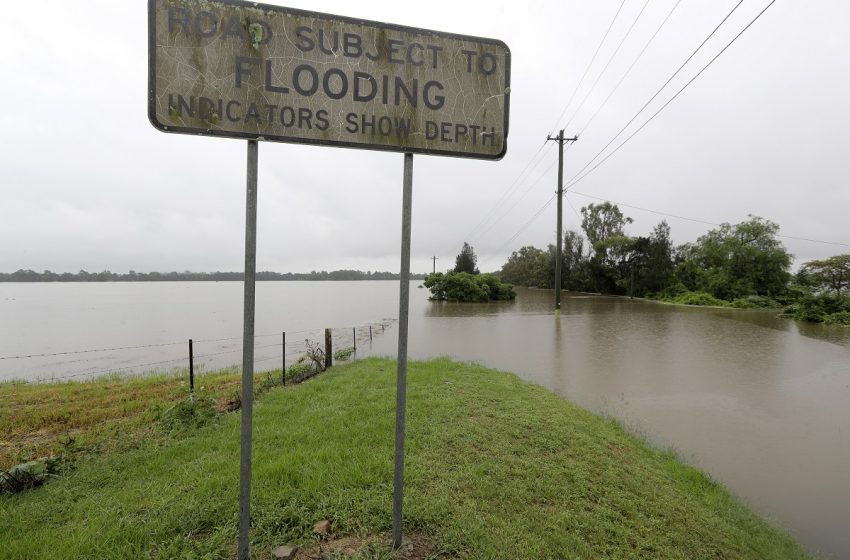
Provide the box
[392,152,414,548]
[148,1,510,556]
[237,139,258,560]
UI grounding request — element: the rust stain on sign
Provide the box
[148,0,511,159]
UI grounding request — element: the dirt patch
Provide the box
[291,532,437,560]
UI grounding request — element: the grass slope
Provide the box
[0,358,811,559]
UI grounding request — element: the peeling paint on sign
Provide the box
[148,0,511,159]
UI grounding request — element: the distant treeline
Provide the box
[0,269,427,282]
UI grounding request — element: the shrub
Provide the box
[784,294,850,324]
[424,272,516,302]
[823,311,850,326]
[667,291,728,307]
[730,295,781,309]
[334,346,355,361]
[159,393,217,431]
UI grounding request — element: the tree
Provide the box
[423,272,515,302]
[500,246,550,287]
[562,229,590,290]
[580,202,634,293]
[675,216,791,300]
[580,202,633,257]
[642,220,674,295]
[799,254,850,295]
[454,242,479,275]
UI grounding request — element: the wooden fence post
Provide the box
[189,339,194,393]
[324,328,333,369]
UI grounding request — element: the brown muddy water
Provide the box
[1,281,848,557]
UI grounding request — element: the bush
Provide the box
[334,346,355,361]
[159,394,217,431]
[661,291,728,307]
[784,294,850,324]
[424,272,516,302]
[823,311,850,326]
[729,295,781,309]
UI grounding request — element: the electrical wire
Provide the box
[550,0,629,135]
[467,141,554,241]
[496,195,558,253]
[577,0,684,137]
[475,152,563,240]
[568,190,850,248]
[566,0,777,191]
[564,0,746,188]
[560,0,653,133]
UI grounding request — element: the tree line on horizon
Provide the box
[0,269,427,282]
[495,201,850,325]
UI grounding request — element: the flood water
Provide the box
[2,281,849,558]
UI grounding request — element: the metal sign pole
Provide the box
[392,152,414,549]
[238,139,259,560]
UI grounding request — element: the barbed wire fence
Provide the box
[0,319,397,384]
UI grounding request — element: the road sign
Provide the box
[148,0,511,159]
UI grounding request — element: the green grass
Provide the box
[0,358,811,559]
[0,367,294,469]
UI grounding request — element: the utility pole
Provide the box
[431,255,438,274]
[546,129,578,311]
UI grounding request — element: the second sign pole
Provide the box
[392,152,414,549]
[238,139,259,560]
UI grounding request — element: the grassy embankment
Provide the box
[1,358,812,559]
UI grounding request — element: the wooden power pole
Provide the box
[546,129,578,311]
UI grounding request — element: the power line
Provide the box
[566,0,777,191]
[474,148,563,239]
[497,194,557,253]
[560,0,653,134]
[568,190,850,248]
[549,0,628,135]
[564,0,746,188]
[578,0,684,137]
[467,141,554,240]
[470,0,633,243]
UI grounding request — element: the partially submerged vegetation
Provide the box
[497,201,849,325]
[424,271,516,302]
[1,358,811,559]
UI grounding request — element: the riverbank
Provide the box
[1,357,811,559]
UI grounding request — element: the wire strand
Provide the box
[550,0,629,135]
[564,0,746,187]
[566,0,777,191]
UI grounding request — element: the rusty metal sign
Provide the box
[148,0,511,159]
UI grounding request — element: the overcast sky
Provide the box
[1,0,848,275]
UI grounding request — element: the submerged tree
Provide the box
[454,242,480,275]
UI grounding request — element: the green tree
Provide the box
[581,202,633,259]
[642,220,674,295]
[500,246,550,287]
[562,229,590,291]
[799,255,850,295]
[580,202,634,293]
[424,272,515,302]
[675,216,791,300]
[454,242,480,275]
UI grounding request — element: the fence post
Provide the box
[353,327,356,352]
[324,328,333,369]
[369,325,373,343]
[282,332,286,385]
[189,339,194,393]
